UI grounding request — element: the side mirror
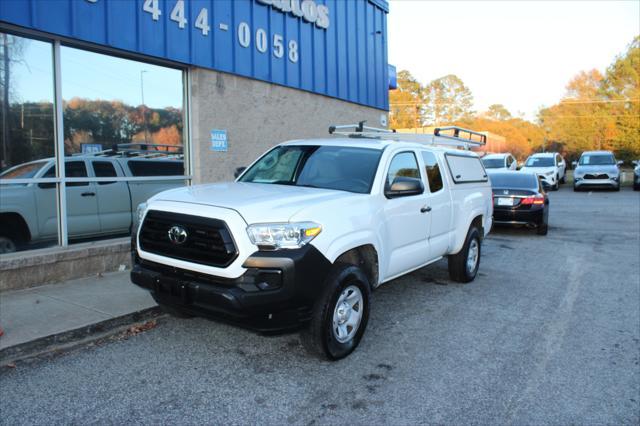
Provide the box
[572,161,578,168]
[234,166,247,179]
[632,160,638,167]
[617,160,624,166]
[385,177,424,199]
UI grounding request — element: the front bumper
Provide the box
[131,242,332,333]
[574,177,619,188]
[537,174,556,185]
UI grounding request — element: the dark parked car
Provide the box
[489,171,549,235]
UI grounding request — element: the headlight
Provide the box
[247,222,322,250]
[133,202,147,233]
[545,171,554,177]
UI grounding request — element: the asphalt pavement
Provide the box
[1,186,639,425]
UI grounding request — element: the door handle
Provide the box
[420,206,432,213]
[81,192,96,197]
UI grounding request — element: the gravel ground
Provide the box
[1,186,639,425]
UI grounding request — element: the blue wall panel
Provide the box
[0,0,389,110]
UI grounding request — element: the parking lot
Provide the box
[1,186,638,425]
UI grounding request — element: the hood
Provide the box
[151,182,361,224]
[575,164,619,175]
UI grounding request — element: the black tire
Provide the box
[0,235,17,254]
[634,184,640,191]
[613,184,620,192]
[573,185,579,192]
[301,263,371,361]
[536,223,549,236]
[448,226,481,283]
[560,174,566,184]
[552,181,559,191]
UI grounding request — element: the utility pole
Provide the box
[140,70,148,144]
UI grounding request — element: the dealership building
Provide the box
[0,0,393,289]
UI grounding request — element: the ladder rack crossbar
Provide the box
[328,123,486,149]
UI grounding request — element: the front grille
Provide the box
[139,210,238,267]
[584,173,609,180]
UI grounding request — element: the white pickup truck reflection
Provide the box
[0,153,184,253]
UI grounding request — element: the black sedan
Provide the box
[489,171,549,235]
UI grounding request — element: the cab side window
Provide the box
[386,152,420,190]
[421,151,444,193]
[506,156,513,168]
[39,161,88,188]
[92,161,118,185]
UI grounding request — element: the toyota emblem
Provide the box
[167,225,188,245]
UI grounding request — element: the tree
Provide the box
[389,70,424,129]
[423,74,474,126]
[601,36,640,160]
[486,104,512,121]
[539,37,640,161]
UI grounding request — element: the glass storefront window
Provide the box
[0,32,188,255]
[60,46,186,245]
[0,33,58,254]
[61,46,184,157]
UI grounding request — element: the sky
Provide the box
[11,36,183,110]
[388,0,640,121]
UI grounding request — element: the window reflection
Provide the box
[60,46,185,245]
[0,33,55,171]
[60,46,184,156]
[0,33,58,254]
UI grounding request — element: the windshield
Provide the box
[579,154,615,166]
[489,173,538,190]
[525,157,554,167]
[239,145,383,194]
[482,158,505,168]
[0,161,47,180]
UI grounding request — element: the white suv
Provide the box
[131,125,493,359]
[482,153,517,171]
[520,152,566,190]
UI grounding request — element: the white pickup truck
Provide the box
[131,125,493,360]
[0,152,183,253]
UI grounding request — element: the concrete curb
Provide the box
[0,306,163,365]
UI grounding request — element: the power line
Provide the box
[559,99,639,105]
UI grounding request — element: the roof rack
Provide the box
[328,121,486,150]
[72,143,184,159]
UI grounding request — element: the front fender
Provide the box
[0,191,39,239]
[311,229,383,286]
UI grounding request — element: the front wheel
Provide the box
[0,235,17,254]
[448,226,481,283]
[301,263,371,360]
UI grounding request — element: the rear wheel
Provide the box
[301,263,370,360]
[536,222,548,236]
[448,226,481,283]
